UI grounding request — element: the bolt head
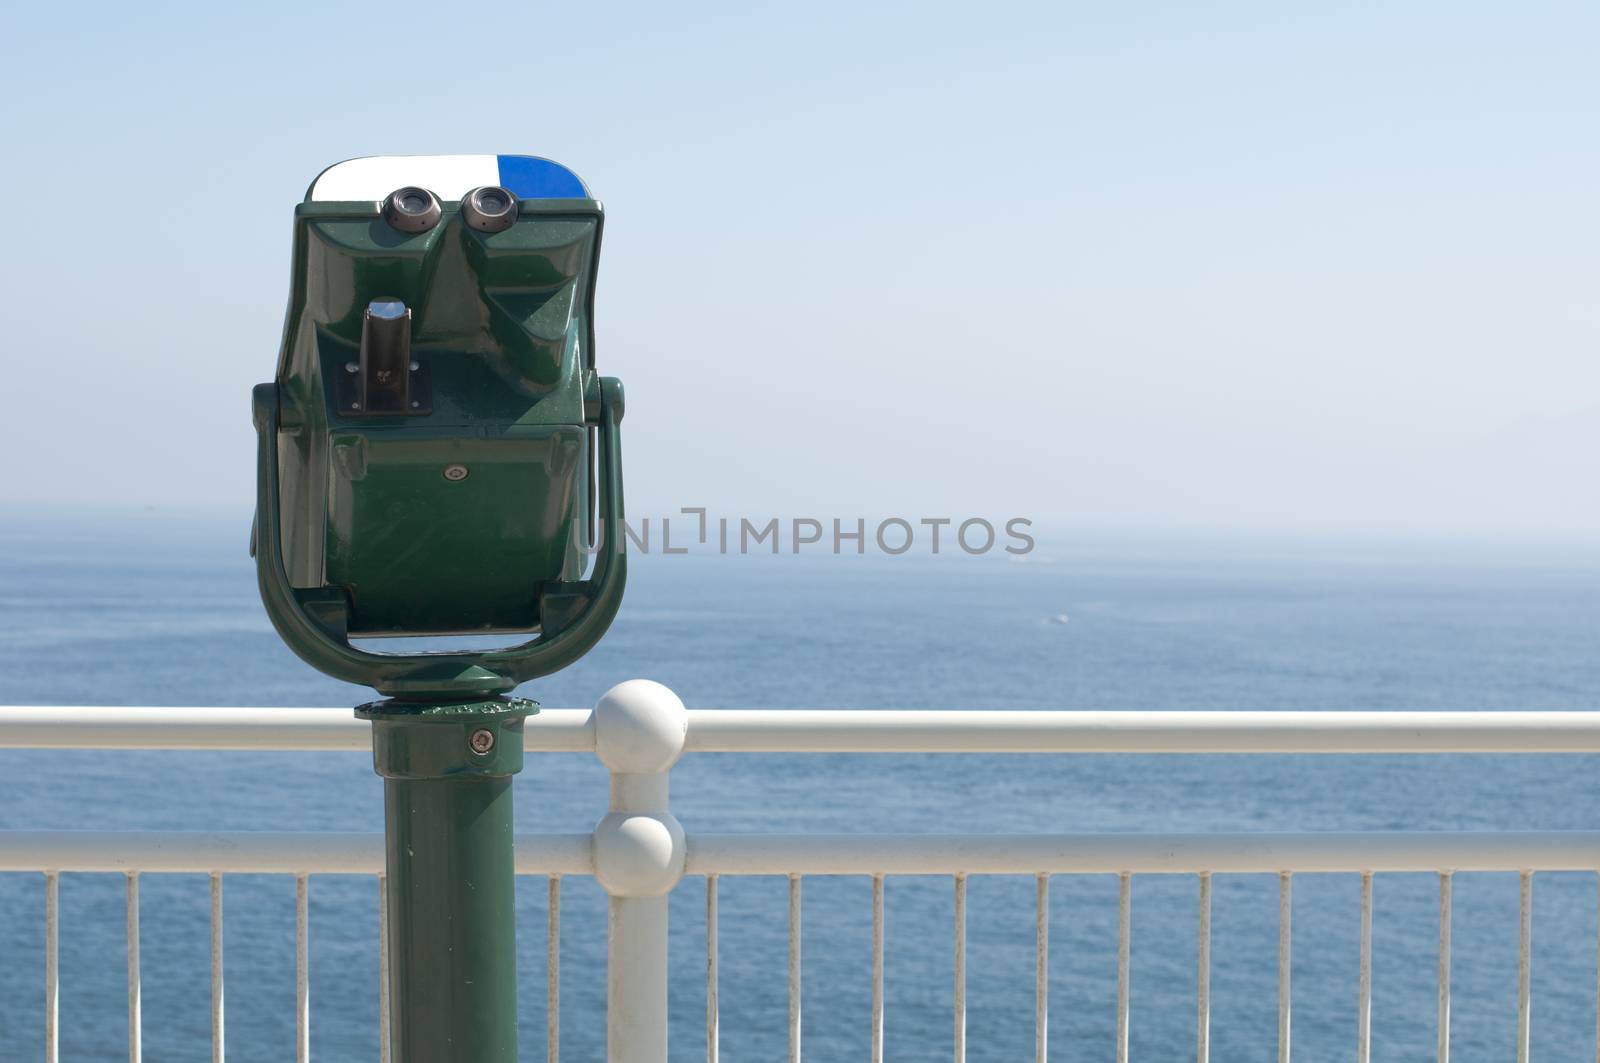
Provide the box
[469,728,496,755]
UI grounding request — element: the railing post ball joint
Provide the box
[253,154,628,1063]
[591,680,689,1063]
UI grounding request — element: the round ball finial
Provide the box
[592,812,686,897]
[593,679,687,774]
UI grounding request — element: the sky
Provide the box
[0,1,1594,539]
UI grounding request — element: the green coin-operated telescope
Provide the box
[252,153,626,700]
[252,154,627,1062]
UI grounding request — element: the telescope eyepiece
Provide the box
[383,186,442,233]
[462,186,518,233]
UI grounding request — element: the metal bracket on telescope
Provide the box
[333,299,433,416]
[252,378,627,698]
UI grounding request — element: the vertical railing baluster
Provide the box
[1279,872,1291,1063]
[1036,873,1049,1063]
[297,874,310,1063]
[1438,873,1451,1063]
[211,872,224,1063]
[378,875,389,1063]
[1358,872,1373,1063]
[1518,871,1532,1063]
[45,870,59,1063]
[1197,872,1211,1063]
[549,875,561,1063]
[789,874,802,1063]
[127,872,142,1063]
[954,873,967,1063]
[705,875,717,1063]
[871,874,885,1063]
[1117,872,1131,1063]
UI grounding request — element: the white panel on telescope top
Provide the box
[307,155,499,202]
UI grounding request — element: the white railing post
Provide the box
[591,681,689,1063]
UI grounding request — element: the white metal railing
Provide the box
[5,693,1600,1063]
[12,705,1600,752]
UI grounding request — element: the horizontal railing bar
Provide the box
[0,707,369,750]
[6,829,1600,876]
[680,711,1600,754]
[0,707,595,751]
[686,832,1600,875]
[0,832,593,874]
[7,708,1600,754]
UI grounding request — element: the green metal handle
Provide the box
[251,379,628,698]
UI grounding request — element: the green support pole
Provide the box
[358,697,537,1063]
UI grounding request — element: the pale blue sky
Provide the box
[1,1,1594,536]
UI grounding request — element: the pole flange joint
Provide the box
[358,696,538,780]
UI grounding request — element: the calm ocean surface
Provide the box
[1,513,1598,1061]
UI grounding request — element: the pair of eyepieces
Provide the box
[382,186,519,234]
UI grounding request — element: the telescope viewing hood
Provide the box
[252,154,626,698]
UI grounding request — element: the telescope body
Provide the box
[255,155,625,695]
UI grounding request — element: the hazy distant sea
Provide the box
[2,513,1598,1061]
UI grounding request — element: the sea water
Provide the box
[1,513,1597,1061]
